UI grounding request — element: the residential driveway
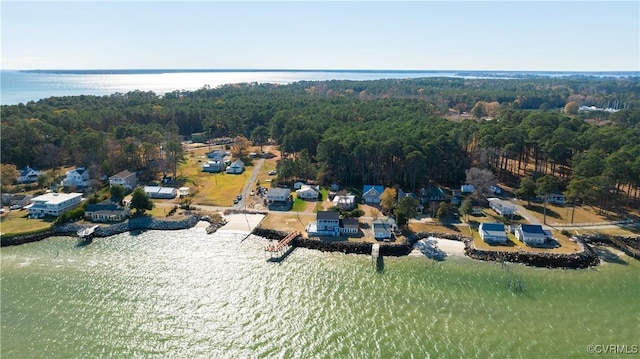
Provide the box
[507,199,546,227]
[236,146,271,209]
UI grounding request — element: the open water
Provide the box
[2,226,639,358]
[3,69,637,106]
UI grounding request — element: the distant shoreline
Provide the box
[15,69,640,77]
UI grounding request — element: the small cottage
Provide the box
[479,223,508,244]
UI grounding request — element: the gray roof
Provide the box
[341,218,359,229]
[317,211,339,220]
[268,188,291,197]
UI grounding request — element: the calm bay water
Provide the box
[3,69,637,106]
[0,70,459,105]
[2,227,639,358]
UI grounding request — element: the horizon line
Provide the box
[10,68,640,74]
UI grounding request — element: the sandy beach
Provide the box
[219,213,266,232]
[411,237,466,257]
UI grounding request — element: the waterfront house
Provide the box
[296,185,319,200]
[63,167,90,188]
[85,201,130,222]
[479,222,508,244]
[488,198,515,216]
[340,218,360,235]
[26,192,83,217]
[18,166,41,184]
[306,210,340,236]
[225,160,245,174]
[373,220,393,241]
[332,194,356,210]
[515,224,552,246]
[109,170,137,190]
[143,186,178,199]
[363,185,384,204]
[267,188,291,203]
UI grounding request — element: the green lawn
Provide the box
[0,210,54,237]
[291,196,307,212]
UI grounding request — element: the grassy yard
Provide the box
[0,210,54,236]
[518,201,621,225]
[177,148,249,206]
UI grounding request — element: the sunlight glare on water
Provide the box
[1,228,639,358]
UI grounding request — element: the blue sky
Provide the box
[2,1,638,71]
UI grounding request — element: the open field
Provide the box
[517,201,627,225]
[178,145,250,206]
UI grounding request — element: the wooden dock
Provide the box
[265,231,300,253]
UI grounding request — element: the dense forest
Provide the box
[2,76,639,211]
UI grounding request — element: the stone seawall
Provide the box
[465,236,600,269]
[1,216,201,247]
[253,227,602,268]
[252,227,413,256]
[579,234,640,259]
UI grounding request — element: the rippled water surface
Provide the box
[2,228,639,358]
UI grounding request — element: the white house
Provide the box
[225,160,245,174]
[479,223,508,244]
[266,188,291,203]
[515,224,552,246]
[63,167,90,188]
[26,192,83,217]
[363,185,384,204]
[84,202,130,223]
[18,166,41,184]
[332,194,356,210]
[293,181,307,190]
[109,170,137,190]
[306,210,340,236]
[143,186,178,199]
[488,198,515,216]
[296,185,319,200]
[202,160,224,173]
[373,220,393,241]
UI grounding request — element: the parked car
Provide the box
[268,170,276,175]
[10,204,22,210]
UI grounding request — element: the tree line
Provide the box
[1,76,638,212]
